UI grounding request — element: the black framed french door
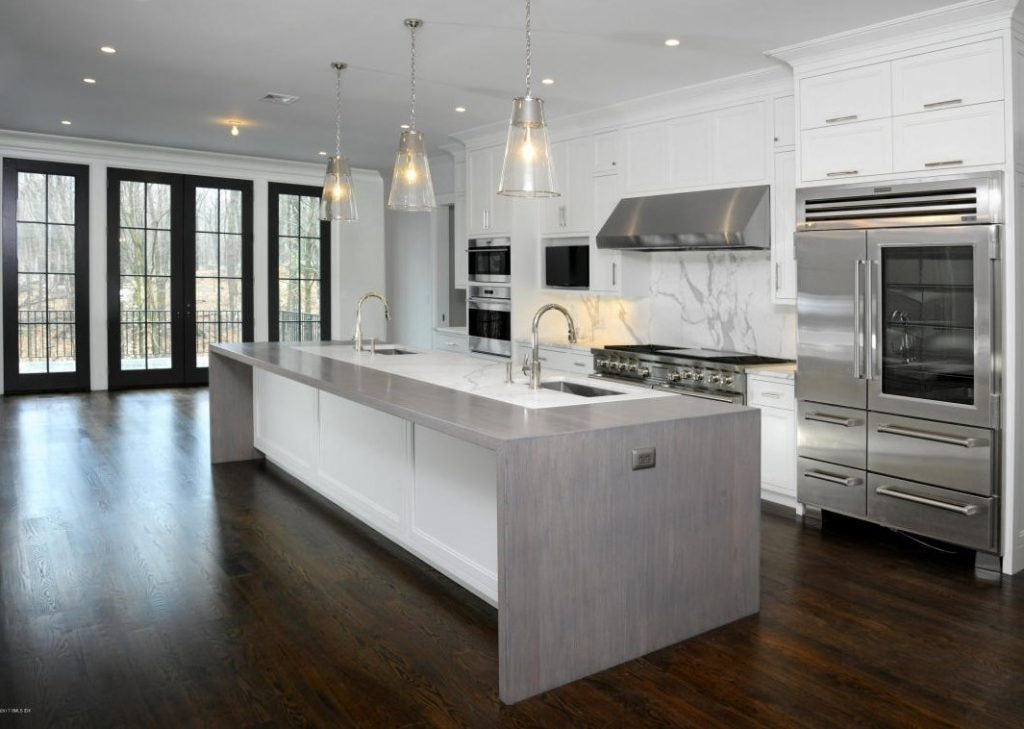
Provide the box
[267,182,331,342]
[2,158,91,393]
[107,169,252,389]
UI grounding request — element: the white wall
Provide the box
[0,130,385,392]
[384,205,435,350]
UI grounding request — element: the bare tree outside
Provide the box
[277,193,322,342]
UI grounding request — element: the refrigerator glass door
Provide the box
[796,229,868,408]
[867,225,997,427]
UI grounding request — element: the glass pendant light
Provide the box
[320,62,359,221]
[497,0,558,197]
[387,18,436,212]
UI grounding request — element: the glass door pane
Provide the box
[2,159,90,393]
[880,245,975,405]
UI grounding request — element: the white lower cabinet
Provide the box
[253,370,499,605]
[772,150,796,304]
[432,329,470,354]
[749,374,798,509]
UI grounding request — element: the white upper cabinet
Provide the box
[592,130,621,174]
[892,101,1005,173]
[800,62,891,129]
[467,145,510,236]
[542,137,593,236]
[772,150,796,305]
[713,101,767,183]
[590,173,622,293]
[773,95,796,147]
[801,119,893,182]
[668,114,713,189]
[892,39,1004,116]
[624,122,670,193]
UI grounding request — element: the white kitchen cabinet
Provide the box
[774,95,796,148]
[891,39,1003,116]
[749,375,797,507]
[624,121,670,193]
[772,150,796,305]
[800,119,893,182]
[892,101,1005,173]
[590,172,622,293]
[592,129,621,174]
[542,137,592,236]
[668,114,713,189]
[432,328,470,354]
[467,145,510,236]
[453,192,468,289]
[800,62,892,129]
[713,101,767,183]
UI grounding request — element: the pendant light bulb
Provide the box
[230,123,240,137]
[388,18,436,212]
[498,0,558,198]
[320,62,359,222]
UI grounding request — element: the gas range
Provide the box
[590,344,791,404]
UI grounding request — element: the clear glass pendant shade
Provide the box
[320,155,358,221]
[498,96,558,197]
[387,130,436,211]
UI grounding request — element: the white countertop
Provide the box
[294,344,673,409]
[434,326,468,335]
[745,362,796,380]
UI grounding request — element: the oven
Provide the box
[467,285,511,357]
[468,237,511,284]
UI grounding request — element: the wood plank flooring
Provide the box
[0,388,1021,728]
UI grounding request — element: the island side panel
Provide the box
[209,351,262,464]
[497,409,760,704]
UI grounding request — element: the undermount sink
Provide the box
[540,380,626,398]
[373,346,416,355]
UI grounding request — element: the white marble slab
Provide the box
[293,344,673,409]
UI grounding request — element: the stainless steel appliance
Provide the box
[468,237,511,284]
[795,172,1002,569]
[591,344,790,404]
[467,284,511,357]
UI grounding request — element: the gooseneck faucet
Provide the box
[353,292,392,351]
[527,304,578,389]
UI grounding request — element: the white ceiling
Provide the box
[1,0,961,173]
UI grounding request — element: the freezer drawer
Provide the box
[868,412,994,496]
[798,401,867,469]
[867,473,997,551]
[798,458,867,517]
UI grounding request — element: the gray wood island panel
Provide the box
[209,342,760,703]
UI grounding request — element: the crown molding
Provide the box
[767,0,1017,70]
[0,129,382,184]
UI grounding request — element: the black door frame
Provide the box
[2,158,91,394]
[107,169,252,389]
[267,182,331,342]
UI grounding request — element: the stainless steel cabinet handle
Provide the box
[826,170,859,177]
[572,361,587,368]
[761,391,781,399]
[875,486,979,516]
[804,470,862,487]
[559,205,567,228]
[775,262,781,292]
[923,98,963,109]
[876,423,984,448]
[825,114,859,124]
[612,262,617,287]
[924,160,964,168]
[805,412,859,427]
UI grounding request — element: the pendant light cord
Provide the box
[334,67,343,158]
[409,23,417,130]
[525,0,532,97]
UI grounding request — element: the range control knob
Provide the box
[710,373,724,385]
[723,375,734,386]
[667,371,682,383]
[691,370,705,382]
[627,363,639,374]
[637,366,651,377]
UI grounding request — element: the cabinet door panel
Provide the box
[800,120,892,182]
[542,142,568,234]
[892,102,1005,173]
[713,102,767,183]
[489,147,512,234]
[624,122,669,193]
[772,150,796,304]
[590,173,622,293]
[774,95,796,147]
[892,39,1003,116]
[800,62,891,129]
[668,113,713,188]
[467,147,492,235]
[592,130,621,173]
[760,406,796,498]
[565,137,593,232]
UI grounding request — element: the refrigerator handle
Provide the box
[865,259,877,381]
[854,260,864,380]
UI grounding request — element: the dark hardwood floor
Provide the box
[0,388,1021,728]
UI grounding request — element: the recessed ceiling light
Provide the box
[664,38,680,47]
[318,151,327,156]
[541,78,555,85]
[454,106,466,113]
[100,46,117,54]
[60,120,72,126]
[83,77,96,84]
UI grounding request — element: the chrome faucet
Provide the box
[527,303,578,389]
[353,292,392,351]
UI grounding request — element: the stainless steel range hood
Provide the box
[596,185,770,251]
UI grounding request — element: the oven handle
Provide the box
[654,384,740,403]
[805,411,861,428]
[467,299,511,312]
[467,246,511,253]
[804,470,862,487]
[876,423,983,448]
[875,486,979,516]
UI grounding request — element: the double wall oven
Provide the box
[796,173,1002,566]
[467,237,512,357]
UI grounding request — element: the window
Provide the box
[268,183,331,342]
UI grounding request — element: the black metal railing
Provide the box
[278,311,321,342]
[17,310,76,364]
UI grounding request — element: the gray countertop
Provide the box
[212,341,750,450]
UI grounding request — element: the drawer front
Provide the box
[892,39,1004,116]
[867,473,996,552]
[749,377,794,411]
[868,413,994,496]
[540,348,593,374]
[433,333,469,354]
[892,101,1005,173]
[798,402,867,470]
[800,62,892,129]
[798,458,867,516]
[800,120,892,182]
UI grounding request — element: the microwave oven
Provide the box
[544,244,589,288]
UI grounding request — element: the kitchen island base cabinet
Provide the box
[211,346,759,704]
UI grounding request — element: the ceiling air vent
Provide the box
[261,92,301,105]
[796,172,1002,230]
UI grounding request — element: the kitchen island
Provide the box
[209,341,760,703]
